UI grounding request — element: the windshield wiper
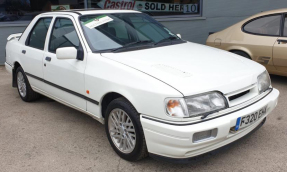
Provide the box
[154,36,178,46]
[112,40,153,52]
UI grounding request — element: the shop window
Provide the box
[0,0,84,22]
[0,0,202,22]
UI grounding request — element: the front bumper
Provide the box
[140,88,279,159]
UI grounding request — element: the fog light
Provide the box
[193,128,218,143]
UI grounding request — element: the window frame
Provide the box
[25,17,53,50]
[48,16,82,54]
[282,13,287,37]
[241,13,284,37]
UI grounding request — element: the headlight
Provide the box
[257,71,271,94]
[165,92,227,118]
[185,92,227,117]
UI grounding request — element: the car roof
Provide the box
[42,9,141,16]
[250,8,287,18]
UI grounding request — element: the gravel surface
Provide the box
[0,66,286,172]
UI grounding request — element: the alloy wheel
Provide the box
[108,108,136,154]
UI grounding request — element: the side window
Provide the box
[26,18,52,50]
[49,18,80,53]
[284,16,287,37]
[243,15,281,36]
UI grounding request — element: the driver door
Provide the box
[43,16,87,111]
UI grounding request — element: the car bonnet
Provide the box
[101,42,265,96]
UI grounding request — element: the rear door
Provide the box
[273,14,287,72]
[43,15,87,111]
[21,17,52,90]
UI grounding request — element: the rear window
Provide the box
[243,15,281,36]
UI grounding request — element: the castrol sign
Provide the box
[97,0,136,10]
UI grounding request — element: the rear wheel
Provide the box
[16,67,40,102]
[232,51,251,60]
[105,97,148,161]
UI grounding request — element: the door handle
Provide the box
[277,39,287,44]
[45,57,52,62]
[22,50,26,54]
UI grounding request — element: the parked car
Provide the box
[5,9,279,162]
[207,8,287,77]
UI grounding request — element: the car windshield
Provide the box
[79,13,183,52]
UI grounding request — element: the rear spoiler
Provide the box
[7,33,22,41]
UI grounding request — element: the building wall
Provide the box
[161,0,287,45]
[1,0,287,65]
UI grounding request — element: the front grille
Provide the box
[226,84,258,107]
[228,90,250,102]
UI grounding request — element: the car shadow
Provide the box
[270,74,287,84]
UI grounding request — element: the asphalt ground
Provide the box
[0,66,287,172]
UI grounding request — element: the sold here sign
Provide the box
[97,0,198,14]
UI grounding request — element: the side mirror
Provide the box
[176,34,182,38]
[56,47,78,60]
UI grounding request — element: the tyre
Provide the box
[16,67,40,102]
[232,51,251,60]
[105,97,148,161]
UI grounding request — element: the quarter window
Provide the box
[243,15,281,36]
[26,18,52,50]
[49,18,80,53]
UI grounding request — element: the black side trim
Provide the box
[5,62,13,67]
[25,72,99,105]
[25,73,44,81]
[142,89,273,126]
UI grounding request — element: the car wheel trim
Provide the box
[17,72,27,97]
[108,108,136,154]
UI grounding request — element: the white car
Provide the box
[5,9,279,162]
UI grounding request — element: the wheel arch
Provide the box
[227,46,253,60]
[12,61,21,87]
[100,92,135,119]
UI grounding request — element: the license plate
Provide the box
[235,106,267,131]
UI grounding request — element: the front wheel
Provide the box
[105,97,148,161]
